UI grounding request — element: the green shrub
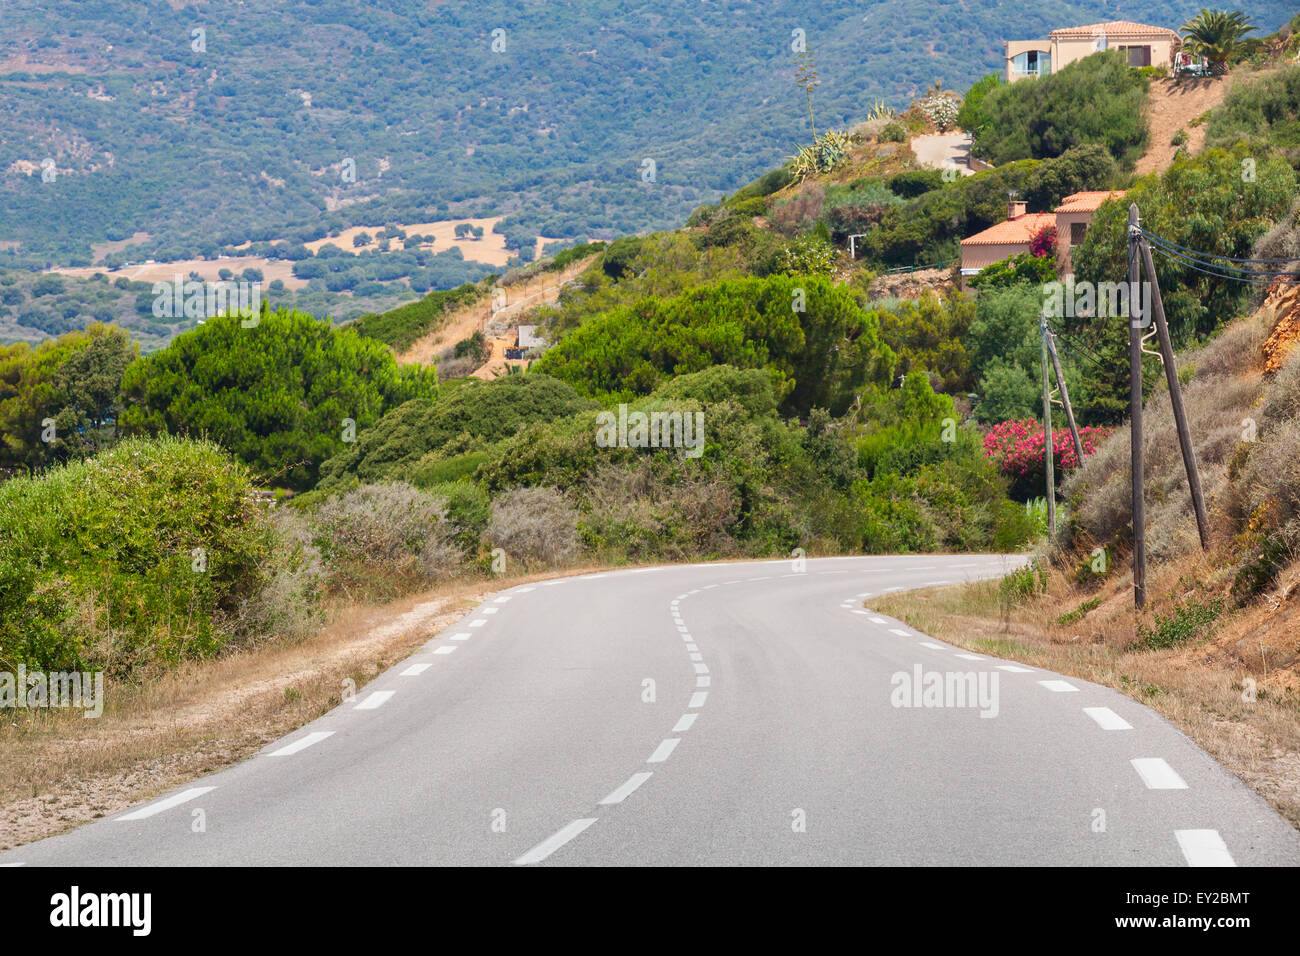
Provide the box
[532,274,891,417]
[993,498,1039,551]
[879,122,906,143]
[887,169,944,198]
[485,486,581,570]
[1056,596,1101,626]
[0,436,273,674]
[999,562,1049,604]
[602,236,647,279]
[312,482,461,598]
[973,51,1150,167]
[120,309,433,491]
[1206,64,1300,157]
[419,479,491,553]
[315,374,595,491]
[956,73,1002,136]
[1138,597,1224,650]
[727,196,768,217]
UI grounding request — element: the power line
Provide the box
[1146,241,1300,284]
[1136,226,1300,265]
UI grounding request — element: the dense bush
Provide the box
[865,292,973,392]
[955,73,1001,137]
[0,437,272,674]
[313,374,597,492]
[120,309,434,490]
[0,323,137,474]
[973,51,1149,167]
[1075,145,1297,339]
[967,252,1056,290]
[485,486,582,570]
[532,274,892,416]
[313,482,461,598]
[1207,63,1300,163]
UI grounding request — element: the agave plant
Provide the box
[789,129,854,181]
[866,98,895,122]
[1180,8,1257,75]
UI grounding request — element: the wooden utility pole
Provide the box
[1127,204,1146,609]
[1042,319,1085,466]
[1136,236,1211,551]
[1040,322,1056,536]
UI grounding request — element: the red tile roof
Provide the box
[1050,21,1180,39]
[961,213,1055,246]
[1054,190,1126,213]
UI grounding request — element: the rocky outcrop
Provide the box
[1262,280,1300,374]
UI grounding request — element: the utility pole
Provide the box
[1042,318,1085,466]
[1040,321,1056,536]
[1127,204,1146,610]
[1136,235,1211,551]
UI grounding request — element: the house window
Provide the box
[1119,45,1151,67]
[1071,222,1087,245]
[1012,50,1048,75]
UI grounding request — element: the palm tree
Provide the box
[1180,9,1257,75]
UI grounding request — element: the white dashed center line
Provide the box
[355,690,395,709]
[647,738,681,763]
[401,662,433,676]
[689,691,708,708]
[513,818,598,865]
[672,713,698,732]
[599,772,653,805]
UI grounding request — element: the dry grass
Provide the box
[872,548,1300,829]
[0,566,602,850]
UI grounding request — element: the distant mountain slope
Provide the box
[1,0,1293,264]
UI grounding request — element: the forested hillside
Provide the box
[4,0,1289,266]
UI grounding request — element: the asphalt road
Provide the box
[5,555,1298,866]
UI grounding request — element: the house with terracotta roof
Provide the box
[960,191,1125,283]
[1054,190,1125,272]
[1005,21,1182,82]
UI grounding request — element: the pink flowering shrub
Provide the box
[1029,224,1057,259]
[983,418,1111,488]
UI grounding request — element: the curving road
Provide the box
[4,555,1298,867]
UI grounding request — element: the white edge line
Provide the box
[116,787,216,821]
[1175,829,1236,866]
